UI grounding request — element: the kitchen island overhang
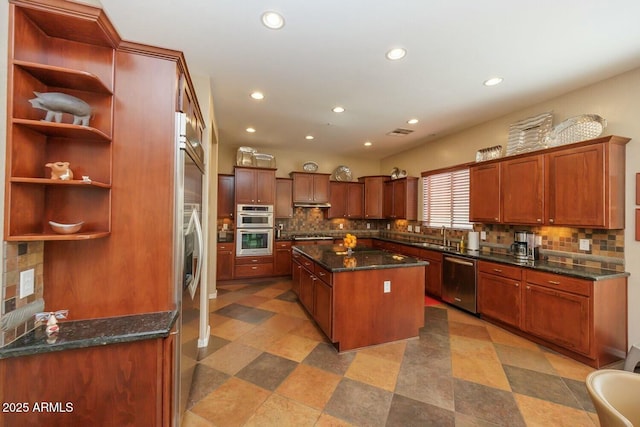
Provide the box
[292,244,428,352]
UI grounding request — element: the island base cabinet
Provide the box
[314,279,333,338]
[332,266,424,352]
[0,339,167,427]
[523,284,591,356]
[299,267,315,311]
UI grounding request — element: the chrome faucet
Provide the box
[441,226,449,247]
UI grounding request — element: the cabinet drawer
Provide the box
[217,243,234,252]
[399,244,421,257]
[418,249,442,263]
[299,256,314,270]
[314,264,332,286]
[479,261,522,281]
[236,255,274,265]
[525,270,591,297]
[235,263,273,277]
[275,240,292,249]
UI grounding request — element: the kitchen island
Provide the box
[292,245,427,351]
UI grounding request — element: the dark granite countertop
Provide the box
[373,235,628,281]
[293,244,428,272]
[0,310,178,360]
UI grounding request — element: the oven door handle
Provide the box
[444,256,474,267]
[186,208,204,300]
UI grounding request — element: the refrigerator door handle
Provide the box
[186,208,204,300]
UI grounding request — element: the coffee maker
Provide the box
[511,231,529,263]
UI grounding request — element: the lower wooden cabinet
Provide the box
[0,339,170,426]
[234,255,274,278]
[314,277,333,337]
[274,240,292,276]
[420,249,443,297]
[299,265,315,310]
[477,260,627,368]
[291,253,302,296]
[478,261,522,328]
[216,243,234,280]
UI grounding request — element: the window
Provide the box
[422,167,472,229]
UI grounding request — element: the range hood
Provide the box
[293,202,332,208]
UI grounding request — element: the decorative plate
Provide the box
[505,112,553,156]
[303,161,318,172]
[333,165,352,182]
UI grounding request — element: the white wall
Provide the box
[381,67,640,349]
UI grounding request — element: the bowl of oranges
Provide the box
[343,233,357,254]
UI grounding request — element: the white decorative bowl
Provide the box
[49,221,83,234]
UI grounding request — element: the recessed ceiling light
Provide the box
[305,135,314,140]
[246,127,256,133]
[407,118,419,125]
[364,141,372,147]
[332,106,345,113]
[250,91,264,100]
[261,11,285,30]
[385,48,407,61]
[483,77,503,87]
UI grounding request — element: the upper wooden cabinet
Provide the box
[383,177,418,220]
[217,174,234,218]
[234,167,276,205]
[290,172,330,204]
[275,178,293,218]
[359,176,388,219]
[469,163,501,223]
[546,139,626,228]
[328,181,364,219]
[501,155,544,225]
[470,135,629,229]
[4,1,118,241]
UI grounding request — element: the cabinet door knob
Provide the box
[514,283,519,287]
[549,218,554,223]
[536,218,541,222]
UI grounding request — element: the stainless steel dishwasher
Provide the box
[442,255,477,313]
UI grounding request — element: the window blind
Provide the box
[422,168,472,229]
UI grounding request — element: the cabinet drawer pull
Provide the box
[548,280,561,285]
[318,272,325,276]
[251,259,258,263]
[493,268,503,273]
[536,218,542,222]
[251,266,258,270]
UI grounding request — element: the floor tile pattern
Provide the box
[185,277,601,426]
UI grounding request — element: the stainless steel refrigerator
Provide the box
[174,112,206,424]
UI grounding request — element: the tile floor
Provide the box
[183,277,602,426]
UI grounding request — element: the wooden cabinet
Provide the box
[478,261,522,328]
[235,167,276,205]
[290,172,330,203]
[234,255,274,278]
[275,178,293,218]
[299,263,315,311]
[419,249,443,297]
[291,252,302,296]
[295,253,333,337]
[470,136,629,228]
[274,240,292,276]
[383,177,418,220]
[217,174,234,218]
[314,273,333,338]
[359,176,388,219]
[216,242,234,280]
[469,162,501,223]
[4,2,117,241]
[501,155,544,225]
[546,138,627,228]
[475,259,627,368]
[328,181,364,218]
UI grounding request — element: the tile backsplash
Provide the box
[1,242,44,346]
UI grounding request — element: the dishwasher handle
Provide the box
[444,256,475,267]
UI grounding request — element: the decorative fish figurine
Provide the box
[29,91,91,126]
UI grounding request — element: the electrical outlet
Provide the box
[20,268,35,298]
[579,239,591,251]
[278,223,284,230]
[222,223,228,230]
[386,223,390,230]
[408,225,413,232]
[366,223,371,229]
[415,225,421,233]
[339,223,343,229]
[383,280,391,293]
[480,231,487,240]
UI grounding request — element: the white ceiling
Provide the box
[98,0,640,160]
